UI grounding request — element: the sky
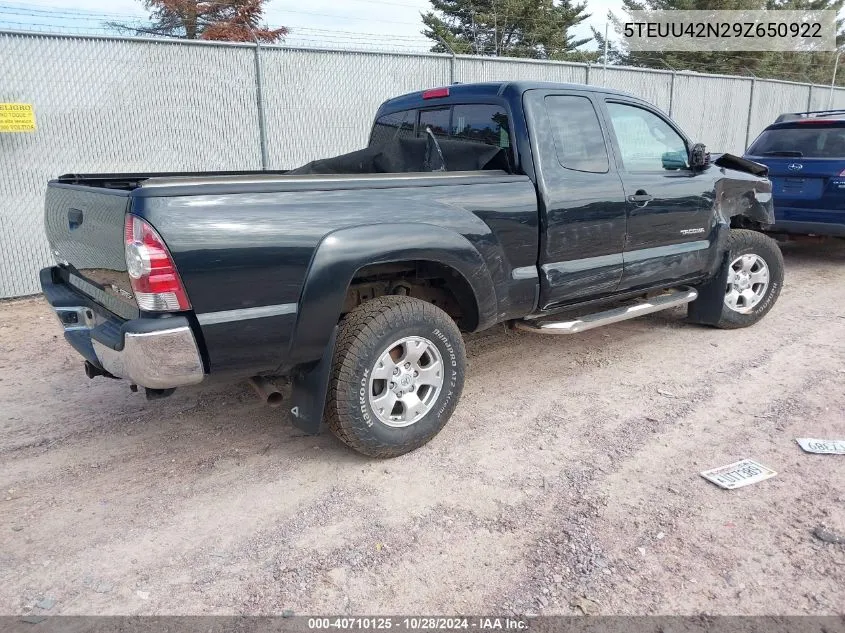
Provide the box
[1,0,625,52]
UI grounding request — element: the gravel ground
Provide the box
[1,240,844,617]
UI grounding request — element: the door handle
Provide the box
[627,190,653,203]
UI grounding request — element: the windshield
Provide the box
[748,125,845,159]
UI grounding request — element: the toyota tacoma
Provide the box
[41,81,783,457]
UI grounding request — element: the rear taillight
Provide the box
[124,214,190,311]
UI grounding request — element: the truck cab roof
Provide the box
[378,81,642,115]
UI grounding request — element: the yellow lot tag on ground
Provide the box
[0,103,36,132]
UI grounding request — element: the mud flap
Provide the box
[687,253,729,326]
[288,326,337,435]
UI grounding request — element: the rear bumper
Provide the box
[90,325,204,389]
[41,267,205,389]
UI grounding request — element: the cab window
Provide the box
[607,102,688,171]
[370,103,513,166]
[370,110,415,147]
[419,108,450,137]
[544,95,609,173]
[369,104,511,149]
[451,104,511,151]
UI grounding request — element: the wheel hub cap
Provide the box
[724,253,770,314]
[368,336,444,428]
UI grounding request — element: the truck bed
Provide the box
[56,136,514,193]
[45,166,538,379]
[54,170,521,197]
[56,171,291,191]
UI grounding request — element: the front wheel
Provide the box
[326,296,466,458]
[713,229,784,329]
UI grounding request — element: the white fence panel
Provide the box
[0,32,260,297]
[809,85,845,111]
[260,49,451,169]
[747,81,811,147]
[590,67,673,113]
[455,57,587,85]
[671,74,753,154]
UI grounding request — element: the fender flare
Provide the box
[286,223,498,367]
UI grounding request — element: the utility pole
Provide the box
[829,50,842,109]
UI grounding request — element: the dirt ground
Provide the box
[1,240,844,617]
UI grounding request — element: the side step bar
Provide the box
[514,287,698,335]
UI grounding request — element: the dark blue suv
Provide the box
[744,110,845,236]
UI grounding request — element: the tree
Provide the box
[113,0,287,42]
[422,0,593,60]
[593,0,844,86]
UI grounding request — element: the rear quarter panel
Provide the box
[131,178,538,377]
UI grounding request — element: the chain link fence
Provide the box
[2,29,844,298]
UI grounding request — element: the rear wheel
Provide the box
[714,229,784,329]
[326,296,466,458]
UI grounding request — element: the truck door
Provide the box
[523,90,628,310]
[599,98,715,292]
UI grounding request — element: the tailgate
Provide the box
[45,183,138,320]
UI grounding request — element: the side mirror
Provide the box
[661,151,688,170]
[689,143,709,170]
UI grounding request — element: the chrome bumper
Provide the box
[54,307,204,390]
[92,326,204,389]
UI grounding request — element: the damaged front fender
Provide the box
[712,154,775,227]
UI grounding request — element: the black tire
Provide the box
[326,296,466,458]
[713,229,784,329]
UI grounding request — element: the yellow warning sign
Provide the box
[0,103,36,132]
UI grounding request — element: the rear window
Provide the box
[419,107,450,137]
[370,110,415,147]
[748,125,845,158]
[451,104,511,150]
[370,104,512,158]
